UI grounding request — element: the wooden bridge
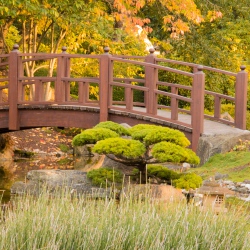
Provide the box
[0,45,248,152]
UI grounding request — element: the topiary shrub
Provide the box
[73,122,200,183]
[72,128,119,146]
[94,121,131,136]
[173,173,202,190]
[87,167,123,187]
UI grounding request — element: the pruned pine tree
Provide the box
[72,121,200,182]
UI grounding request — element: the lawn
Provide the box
[191,151,250,182]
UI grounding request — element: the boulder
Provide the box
[197,131,250,165]
[73,144,95,156]
[11,170,114,198]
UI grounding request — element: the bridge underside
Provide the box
[0,105,193,143]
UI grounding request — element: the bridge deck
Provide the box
[133,106,248,136]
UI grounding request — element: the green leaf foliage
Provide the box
[130,125,190,147]
[147,165,181,182]
[87,167,123,187]
[173,173,202,190]
[152,142,200,165]
[72,128,119,146]
[131,129,157,141]
[93,138,146,159]
[144,127,190,147]
[129,124,160,135]
[94,121,131,136]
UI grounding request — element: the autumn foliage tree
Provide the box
[72,122,200,182]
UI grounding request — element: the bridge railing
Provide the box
[155,57,248,130]
[107,49,205,150]
[1,45,248,151]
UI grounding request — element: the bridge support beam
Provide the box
[8,45,20,130]
[191,66,205,152]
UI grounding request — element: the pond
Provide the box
[0,153,102,204]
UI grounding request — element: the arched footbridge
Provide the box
[0,45,248,152]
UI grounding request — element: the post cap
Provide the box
[12,44,19,51]
[149,47,155,54]
[62,46,67,53]
[104,46,110,54]
[197,65,204,71]
[240,65,246,71]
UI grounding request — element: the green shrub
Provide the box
[221,103,235,117]
[72,128,119,146]
[173,173,202,190]
[130,125,190,147]
[129,124,160,134]
[143,127,190,147]
[147,165,181,182]
[94,121,131,136]
[93,138,146,159]
[87,167,123,187]
[131,129,157,141]
[152,142,200,165]
[246,111,250,130]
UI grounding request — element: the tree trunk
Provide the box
[137,163,147,184]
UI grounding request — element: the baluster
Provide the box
[125,80,133,110]
[214,95,221,119]
[171,86,178,120]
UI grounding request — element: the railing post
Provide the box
[145,48,157,115]
[99,46,111,122]
[55,47,67,103]
[191,65,205,152]
[8,44,20,130]
[235,65,248,129]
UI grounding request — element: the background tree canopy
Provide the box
[1,0,249,116]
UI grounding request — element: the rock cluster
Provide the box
[11,170,115,199]
[217,179,250,201]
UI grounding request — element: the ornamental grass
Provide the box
[0,186,250,250]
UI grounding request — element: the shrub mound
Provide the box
[87,167,123,187]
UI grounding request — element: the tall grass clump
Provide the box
[0,187,250,250]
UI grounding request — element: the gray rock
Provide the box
[223,180,235,185]
[215,173,229,180]
[197,131,250,165]
[237,187,249,194]
[11,181,39,195]
[73,144,95,156]
[120,123,132,129]
[11,170,115,198]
